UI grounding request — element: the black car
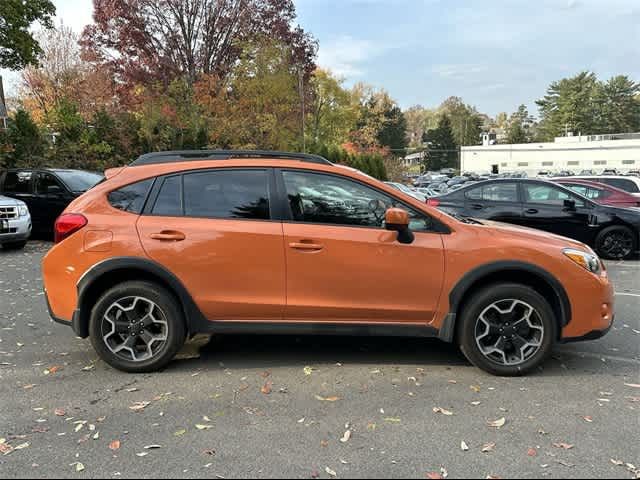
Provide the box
[431,179,640,260]
[0,169,104,235]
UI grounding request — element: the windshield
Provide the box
[54,170,104,192]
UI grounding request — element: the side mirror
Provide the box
[385,208,415,244]
[563,199,577,212]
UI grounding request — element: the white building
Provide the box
[461,133,640,176]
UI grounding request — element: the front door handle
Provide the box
[470,204,484,210]
[525,209,539,215]
[150,231,186,242]
[289,241,324,252]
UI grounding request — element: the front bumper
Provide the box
[0,215,32,244]
[561,317,614,343]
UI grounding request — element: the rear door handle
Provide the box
[525,209,539,215]
[471,204,484,210]
[289,241,324,252]
[150,231,186,242]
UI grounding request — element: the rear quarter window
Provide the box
[600,178,639,193]
[108,179,154,214]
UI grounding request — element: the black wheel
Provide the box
[2,241,27,250]
[89,281,186,373]
[457,284,557,376]
[595,225,637,260]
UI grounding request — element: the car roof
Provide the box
[555,178,633,194]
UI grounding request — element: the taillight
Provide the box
[54,214,88,244]
[427,198,440,207]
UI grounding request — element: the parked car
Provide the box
[554,179,640,208]
[579,169,596,176]
[415,187,439,198]
[602,169,619,176]
[626,169,640,177]
[536,170,554,178]
[0,169,104,235]
[385,182,427,202]
[0,195,32,250]
[430,178,640,259]
[570,175,640,197]
[43,149,614,376]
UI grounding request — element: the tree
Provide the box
[0,109,46,168]
[536,71,602,140]
[423,115,457,171]
[438,97,483,146]
[599,75,640,134]
[506,104,534,144]
[307,69,357,148]
[81,0,317,90]
[0,0,56,70]
[377,104,407,154]
[403,105,437,149]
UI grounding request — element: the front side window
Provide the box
[523,184,585,207]
[282,171,432,231]
[183,170,270,220]
[108,179,154,213]
[36,173,65,195]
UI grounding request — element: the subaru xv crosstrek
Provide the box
[42,150,615,376]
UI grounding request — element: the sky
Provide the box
[2,0,639,118]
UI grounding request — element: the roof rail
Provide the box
[130,150,332,167]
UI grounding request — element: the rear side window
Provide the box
[466,183,518,202]
[108,179,154,213]
[3,171,33,194]
[152,176,183,216]
[599,178,639,193]
[183,170,270,220]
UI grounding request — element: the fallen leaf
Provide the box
[261,382,272,395]
[527,448,537,457]
[304,366,314,376]
[144,445,162,450]
[384,417,401,423]
[471,401,481,406]
[461,441,469,451]
[426,473,443,479]
[75,463,85,472]
[624,383,640,388]
[75,424,84,433]
[109,441,120,451]
[486,476,502,479]
[202,449,216,456]
[129,401,151,412]
[196,424,213,430]
[315,395,340,402]
[340,430,351,443]
[482,442,496,453]
[553,443,574,450]
[174,430,187,436]
[325,466,337,477]
[470,385,481,393]
[433,407,453,416]
[582,416,593,423]
[487,418,506,428]
[136,452,149,457]
[55,409,66,417]
[611,459,624,466]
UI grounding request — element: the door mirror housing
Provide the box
[563,199,577,212]
[385,208,415,244]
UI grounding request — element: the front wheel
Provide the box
[458,284,557,376]
[89,281,186,373]
[595,225,637,260]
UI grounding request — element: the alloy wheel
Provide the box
[475,299,544,366]
[102,297,169,362]
[601,230,633,259]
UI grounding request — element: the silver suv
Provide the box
[0,195,31,250]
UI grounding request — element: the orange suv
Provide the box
[42,151,615,376]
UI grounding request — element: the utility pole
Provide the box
[298,68,306,153]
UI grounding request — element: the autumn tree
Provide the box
[506,105,534,144]
[0,0,56,70]
[438,96,482,146]
[81,0,317,92]
[404,105,437,148]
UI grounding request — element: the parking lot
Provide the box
[0,241,638,479]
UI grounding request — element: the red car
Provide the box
[555,179,640,208]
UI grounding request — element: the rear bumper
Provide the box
[44,287,85,337]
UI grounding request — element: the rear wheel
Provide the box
[2,241,27,250]
[595,225,637,260]
[458,284,557,376]
[89,281,186,373]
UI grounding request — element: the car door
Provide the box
[278,169,445,324]
[137,168,286,321]
[1,170,36,215]
[32,172,74,233]
[463,182,523,224]
[521,182,595,243]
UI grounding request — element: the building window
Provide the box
[622,160,636,165]
[518,162,528,167]
[567,161,579,166]
[542,162,554,166]
[501,163,508,167]
[594,160,607,165]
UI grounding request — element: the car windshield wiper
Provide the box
[451,213,483,225]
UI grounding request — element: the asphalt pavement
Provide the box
[0,241,638,479]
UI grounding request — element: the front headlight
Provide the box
[18,205,29,217]
[563,248,602,275]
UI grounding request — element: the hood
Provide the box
[472,218,589,250]
[0,195,21,207]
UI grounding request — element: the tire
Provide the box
[2,241,27,250]
[89,281,186,373]
[457,283,557,376]
[595,225,637,260]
